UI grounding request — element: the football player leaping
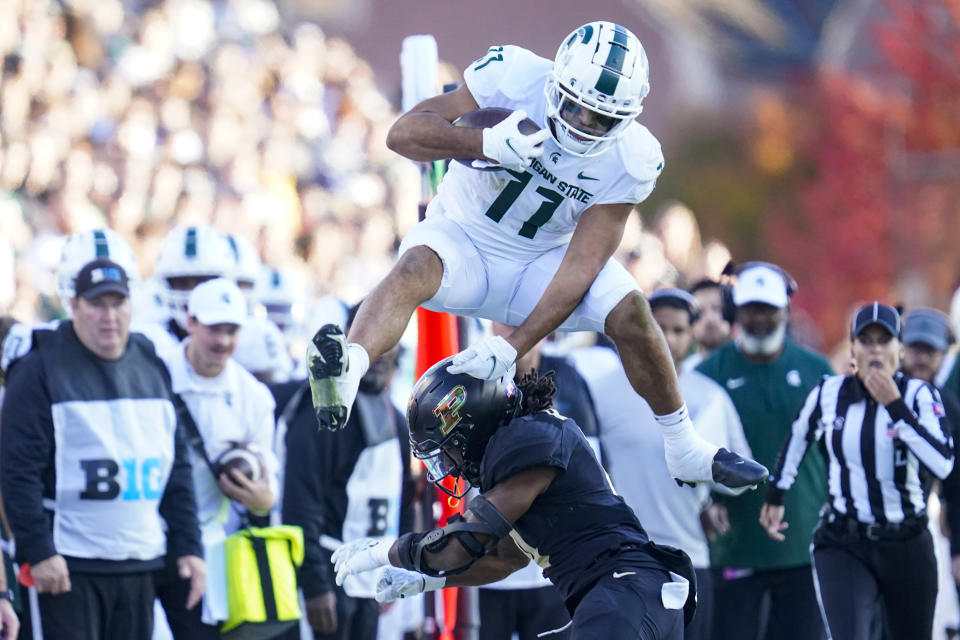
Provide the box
[308,21,767,490]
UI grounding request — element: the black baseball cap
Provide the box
[851,302,900,339]
[74,259,129,300]
[902,308,952,351]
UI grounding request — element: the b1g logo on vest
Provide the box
[79,457,163,501]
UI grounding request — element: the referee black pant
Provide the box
[35,571,154,640]
[811,520,937,640]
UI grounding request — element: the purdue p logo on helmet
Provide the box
[406,357,521,497]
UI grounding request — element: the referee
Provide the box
[760,302,954,640]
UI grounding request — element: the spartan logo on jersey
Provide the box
[434,385,467,436]
[786,369,802,387]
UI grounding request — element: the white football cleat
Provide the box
[662,417,769,489]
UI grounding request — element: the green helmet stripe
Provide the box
[606,32,628,73]
[93,230,109,258]
[227,235,239,260]
[611,24,630,47]
[594,69,619,95]
[185,227,197,257]
[594,25,630,95]
[580,24,594,45]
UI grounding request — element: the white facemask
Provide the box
[737,322,787,357]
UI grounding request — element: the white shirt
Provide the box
[680,351,704,375]
[161,342,279,530]
[570,346,751,568]
[161,342,280,623]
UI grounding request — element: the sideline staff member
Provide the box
[155,278,278,638]
[0,259,204,640]
[696,262,832,640]
[761,302,954,640]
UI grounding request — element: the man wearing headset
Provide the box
[695,263,833,640]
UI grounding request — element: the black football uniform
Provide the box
[479,411,692,639]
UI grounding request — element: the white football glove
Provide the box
[331,537,395,586]
[481,109,550,172]
[375,567,446,603]
[447,336,517,380]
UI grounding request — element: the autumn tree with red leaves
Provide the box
[766,0,960,345]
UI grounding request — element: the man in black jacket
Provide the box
[0,259,204,640]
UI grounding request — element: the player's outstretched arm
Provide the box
[443,535,530,587]
[506,202,633,357]
[386,84,483,162]
[331,467,557,585]
[374,535,528,603]
[393,466,557,574]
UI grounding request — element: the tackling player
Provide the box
[308,21,767,489]
[332,359,696,639]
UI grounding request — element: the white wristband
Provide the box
[654,404,690,427]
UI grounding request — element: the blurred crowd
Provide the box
[0,0,424,330]
[0,0,752,347]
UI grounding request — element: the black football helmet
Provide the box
[407,356,521,498]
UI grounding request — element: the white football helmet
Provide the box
[226,233,263,294]
[56,228,141,316]
[155,225,235,330]
[130,276,170,326]
[234,316,294,383]
[254,267,305,337]
[225,234,262,307]
[545,22,649,157]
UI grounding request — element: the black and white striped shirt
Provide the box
[766,373,954,524]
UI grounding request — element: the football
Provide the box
[452,107,542,169]
[213,442,263,483]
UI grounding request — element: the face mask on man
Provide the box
[737,322,787,357]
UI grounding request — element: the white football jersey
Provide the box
[429,45,664,263]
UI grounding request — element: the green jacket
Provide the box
[697,339,833,570]
[941,353,960,406]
